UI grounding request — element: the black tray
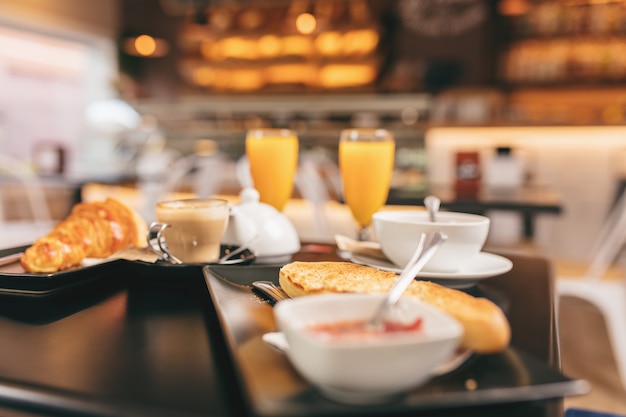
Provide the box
[0,245,126,298]
[125,245,256,293]
[0,245,130,323]
[203,265,590,417]
[0,244,255,297]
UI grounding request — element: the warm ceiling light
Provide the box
[342,29,379,55]
[211,68,265,91]
[498,0,530,16]
[217,36,258,60]
[281,35,314,57]
[265,63,317,85]
[135,35,156,55]
[319,63,377,88]
[123,34,169,57]
[296,12,317,35]
[192,66,215,86]
[258,34,282,58]
[315,31,342,56]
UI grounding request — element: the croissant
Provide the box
[20,198,147,273]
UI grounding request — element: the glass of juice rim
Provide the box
[340,128,394,143]
[246,128,297,139]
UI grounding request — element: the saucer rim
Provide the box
[349,252,513,280]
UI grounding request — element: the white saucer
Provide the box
[349,252,513,289]
[262,332,471,377]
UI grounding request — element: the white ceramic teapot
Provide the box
[222,188,301,264]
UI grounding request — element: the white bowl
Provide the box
[273,293,463,404]
[373,210,490,272]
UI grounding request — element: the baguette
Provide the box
[279,261,511,353]
[20,198,147,273]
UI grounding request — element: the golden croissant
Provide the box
[21,198,147,273]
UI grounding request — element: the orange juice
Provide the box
[339,140,395,227]
[246,131,299,211]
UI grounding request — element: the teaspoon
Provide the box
[367,231,447,330]
[424,195,441,223]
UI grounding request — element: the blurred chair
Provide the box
[556,186,626,390]
[295,149,343,242]
[0,154,54,248]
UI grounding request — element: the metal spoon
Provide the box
[217,239,257,265]
[424,195,441,223]
[367,231,447,329]
[252,280,290,304]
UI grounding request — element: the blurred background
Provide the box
[3,0,626,260]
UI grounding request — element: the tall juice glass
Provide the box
[339,128,395,241]
[246,129,299,211]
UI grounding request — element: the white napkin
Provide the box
[334,234,388,261]
[81,246,161,267]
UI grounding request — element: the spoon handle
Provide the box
[424,195,441,223]
[369,231,447,327]
[252,280,290,304]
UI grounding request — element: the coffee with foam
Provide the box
[155,199,229,263]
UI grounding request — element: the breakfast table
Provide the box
[0,242,586,417]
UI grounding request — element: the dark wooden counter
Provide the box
[387,184,563,238]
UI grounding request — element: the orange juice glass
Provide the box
[246,129,299,211]
[339,128,395,240]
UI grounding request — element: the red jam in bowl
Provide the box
[306,318,423,341]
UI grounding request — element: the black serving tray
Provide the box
[203,264,590,417]
[0,244,255,298]
[0,245,126,298]
[124,245,256,293]
[0,245,132,323]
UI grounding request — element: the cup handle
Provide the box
[147,222,183,264]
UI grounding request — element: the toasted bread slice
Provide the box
[279,261,511,353]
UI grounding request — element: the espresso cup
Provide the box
[149,198,229,264]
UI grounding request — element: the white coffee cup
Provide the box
[149,198,229,264]
[373,210,490,273]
